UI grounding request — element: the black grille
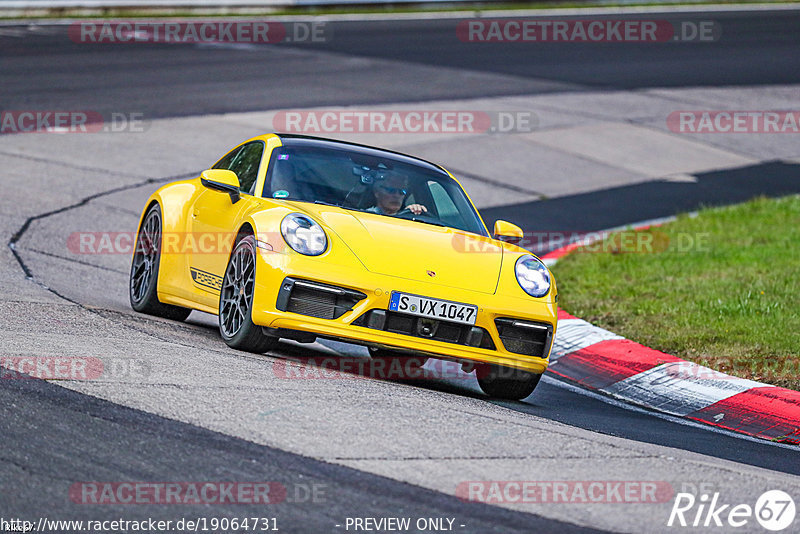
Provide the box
[495,318,553,357]
[357,310,495,350]
[276,278,365,320]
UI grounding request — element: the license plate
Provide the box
[388,292,478,325]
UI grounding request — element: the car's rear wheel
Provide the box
[219,234,278,353]
[368,347,428,378]
[477,364,542,400]
[129,204,191,321]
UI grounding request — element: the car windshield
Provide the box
[262,144,488,236]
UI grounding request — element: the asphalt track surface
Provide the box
[1,376,598,534]
[2,8,800,533]
[2,10,800,117]
[481,160,800,234]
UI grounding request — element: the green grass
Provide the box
[554,195,800,390]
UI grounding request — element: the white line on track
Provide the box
[0,28,28,36]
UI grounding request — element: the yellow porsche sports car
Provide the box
[130,134,557,400]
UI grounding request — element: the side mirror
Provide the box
[493,220,523,245]
[201,169,241,204]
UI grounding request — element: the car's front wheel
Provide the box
[219,234,278,353]
[477,364,542,400]
[129,204,191,321]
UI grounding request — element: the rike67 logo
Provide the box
[668,490,795,531]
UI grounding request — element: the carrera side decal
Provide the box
[190,267,223,292]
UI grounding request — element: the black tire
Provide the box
[477,364,542,400]
[219,235,278,353]
[368,347,428,378]
[129,204,191,321]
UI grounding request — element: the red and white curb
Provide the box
[541,229,800,446]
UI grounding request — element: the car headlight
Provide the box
[515,254,551,298]
[280,213,327,256]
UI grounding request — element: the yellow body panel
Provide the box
[134,134,558,373]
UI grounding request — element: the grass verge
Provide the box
[553,195,800,390]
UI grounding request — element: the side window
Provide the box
[214,142,264,194]
[212,146,242,171]
[428,181,459,224]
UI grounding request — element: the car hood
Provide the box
[288,202,503,294]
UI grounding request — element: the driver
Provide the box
[366,172,427,216]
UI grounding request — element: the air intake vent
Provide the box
[358,310,495,350]
[494,318,553,357]
[276,278,365,320]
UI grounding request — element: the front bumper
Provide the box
[251,251,556,374]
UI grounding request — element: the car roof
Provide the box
[274,133,449,175]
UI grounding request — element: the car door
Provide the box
[187,141,266,306]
